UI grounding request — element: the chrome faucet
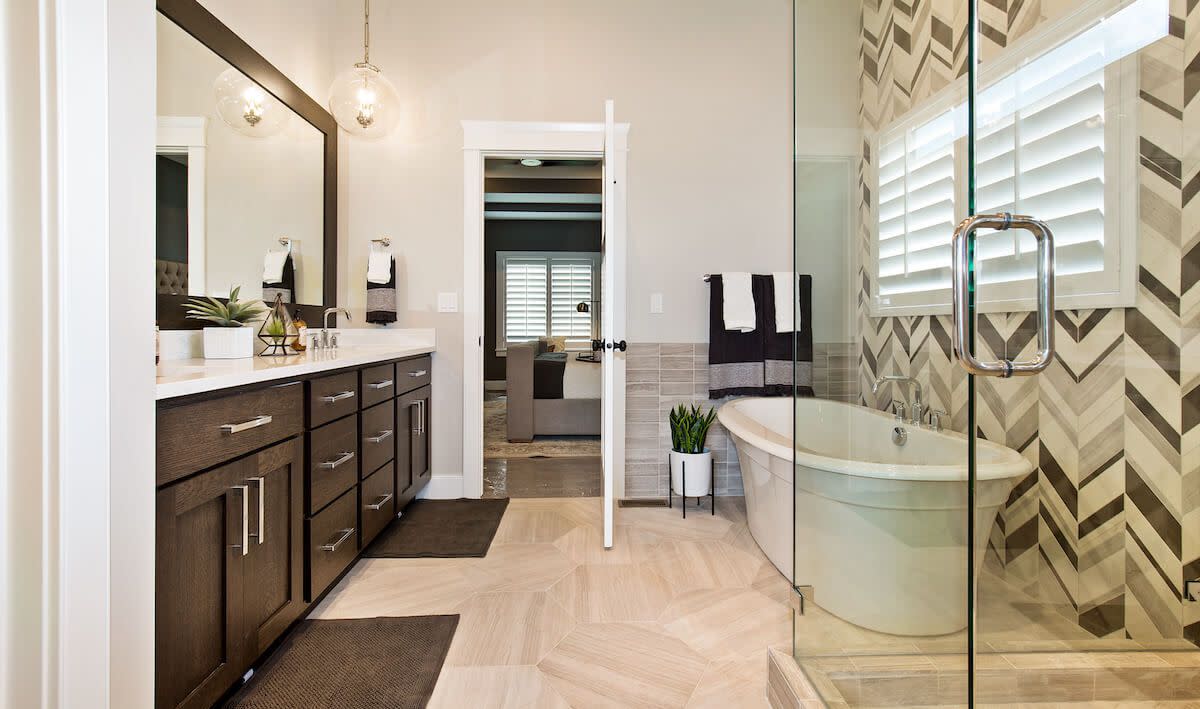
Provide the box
[872,375,924,426]
[321,307,351,350]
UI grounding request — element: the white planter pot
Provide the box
[203,326,255,359]
[669,450,713,497]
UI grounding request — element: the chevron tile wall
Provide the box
[857,0,1194,645]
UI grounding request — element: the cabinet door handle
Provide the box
[410,401,421,434]
[220,415,272,434]
[247,476,266,544]
[365,429,393,444]
[320,390,355,403]
[319,451,355,469]
[232,484,249,556]
[419,400,426,435]
[319,527,355,552]
[365,492,394,511]
[367,379,393,390]
[408,369,427,378]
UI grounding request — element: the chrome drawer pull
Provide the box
[365,429,393,444]
[319,527,355,552]
[220,415,273,434]
[407,369,427,378]
[319,451,355,469]
[232,484,249,557]
[248,476,265,544]
[320,390,355,403]
[365,493,394,511]
[368,379,393,390]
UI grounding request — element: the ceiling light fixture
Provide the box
[520,158,544,167]
[328,0,399,139]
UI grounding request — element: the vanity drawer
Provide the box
[360,400,395,477]
[309,371,358,427]
[360,363,397,409]
[359,462,395,549]
[307,486,357,600]
[395,356,431,394]
[157,381,304,486]
[308,415,358,514]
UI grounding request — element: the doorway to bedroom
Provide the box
[481,156,604,498]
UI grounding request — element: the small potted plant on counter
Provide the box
[669,403,718,506]
[184,286,267,359]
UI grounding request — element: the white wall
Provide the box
[157,14,325,304]
[331,0,794,482]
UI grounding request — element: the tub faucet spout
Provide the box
[872,375,923,425]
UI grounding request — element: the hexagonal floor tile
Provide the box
[553,524,662,566]
[615,505,732,542]
[309,558,494,619]
[493,508,580,544]
[468,543,578,592]
[660,588,791,662]
[751,560,793,606]
[549,564,674,622]
[428,666,569,708]
[645,539,764,593]
[685,654,770,708]
[539,622,709,709]
[444,591,575,666]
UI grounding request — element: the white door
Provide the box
[600,99,625,549]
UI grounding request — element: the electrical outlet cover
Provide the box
[437,292,458,313]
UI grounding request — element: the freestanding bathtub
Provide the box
[717,396,1032,636]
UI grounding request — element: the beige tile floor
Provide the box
[310,496,791,708]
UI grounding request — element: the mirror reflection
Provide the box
[155,13,324,307]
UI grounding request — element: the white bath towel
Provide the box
[367,250,393,285]
[262,249,289,284]
[722,272,756,332]
[773,272,802,333]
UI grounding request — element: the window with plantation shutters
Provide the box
[869,0,1154,316]
[496,251,600,353]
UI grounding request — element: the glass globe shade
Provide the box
[328,64,400,139]
[212,68,289,138]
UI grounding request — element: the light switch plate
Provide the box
[438,292,458,313]
[650,293,664,314]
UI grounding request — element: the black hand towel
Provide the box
[262,252,294,304]
[366,256,397,324]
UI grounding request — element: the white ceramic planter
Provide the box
[203,326,255,359]
[669,450,712,497]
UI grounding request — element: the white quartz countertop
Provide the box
[156,344,435,400]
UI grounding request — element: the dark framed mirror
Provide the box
[155,0,337,329]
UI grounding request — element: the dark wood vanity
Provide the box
[154,355,432,709]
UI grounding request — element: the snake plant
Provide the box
[184,286,266,327]
[669,403,718,454]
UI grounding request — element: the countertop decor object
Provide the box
[258,293,299,356]
[668,403,718,515]
[184,286,266,360]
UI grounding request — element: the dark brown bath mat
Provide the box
[362,498,509,558]
[224,615,458,709]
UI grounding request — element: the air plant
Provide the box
[669,403,718,454]
[184,286,267,327]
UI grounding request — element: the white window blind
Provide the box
[870,0,1163,316]
[497,251,600,352]
[503,258,548,342]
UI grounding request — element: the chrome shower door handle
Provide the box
[951,213,1055,378]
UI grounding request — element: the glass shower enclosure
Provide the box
[790,0,1198,704]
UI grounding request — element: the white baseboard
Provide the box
[420,474,466,500]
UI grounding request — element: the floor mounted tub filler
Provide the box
[717,396,1031,636]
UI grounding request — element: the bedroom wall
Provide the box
[857,0,1200,646]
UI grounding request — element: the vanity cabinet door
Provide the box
[412,385,431,483]
[395,392,415,500]
[242,438,304,659]
[155,459,249,709]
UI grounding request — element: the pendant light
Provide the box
[213,68,290,138]
[328,0,399,139]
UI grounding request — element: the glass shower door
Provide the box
[963,0,1192,704]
